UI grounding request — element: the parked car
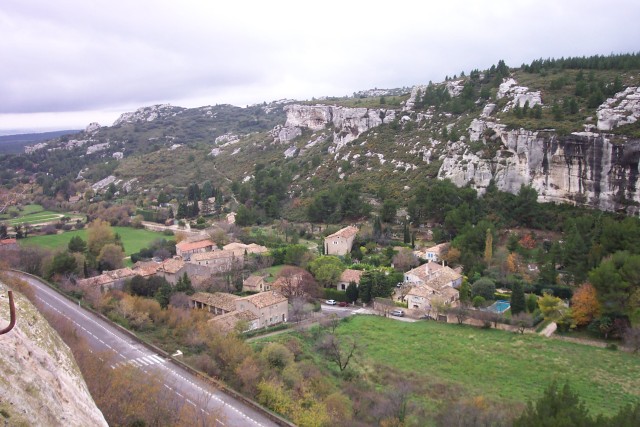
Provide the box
[390,309,405,317]
[338,301,348,307]
[325,299,337,305]
[419,314,435,320]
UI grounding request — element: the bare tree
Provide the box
[449,305,469,324]
[317,333,357,372]
[512,312,534,334]
[276,266,320,300]
[290,296,312,323]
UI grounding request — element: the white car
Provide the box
[325,299,337,305]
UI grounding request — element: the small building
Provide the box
[415,242,449,263]
[222,242,269,256]
[190,250,241,273]
[337,269,364,291]
[175,239,215,260]
[324,226,358,256]
[236,291,288,328]
[190,290,288,332]
[242,275,270,293]
[190,292,240,315]
[76,268,137,292]
[157,258,187,284]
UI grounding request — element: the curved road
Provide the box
[7,271,278,427]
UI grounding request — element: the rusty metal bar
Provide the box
[0,290,16,335]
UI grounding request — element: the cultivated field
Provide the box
[1,204,84,226]
[20,226,168,256]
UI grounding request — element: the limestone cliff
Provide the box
[438,85,640,214]
[279,104,396,151]
[0,281,107,427]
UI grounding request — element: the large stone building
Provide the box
[175,239,215,260]
[324,226,358,256]
[403,261,462,309]
[191,290,288,333]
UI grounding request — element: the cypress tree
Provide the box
[511,281,526,315]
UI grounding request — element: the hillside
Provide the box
[2,53,640,217]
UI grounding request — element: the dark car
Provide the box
[338,301,348,307]
[419,314,435,320]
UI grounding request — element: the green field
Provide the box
[1,204,84,226]
[309,316,639,417]
[20,226,168,256]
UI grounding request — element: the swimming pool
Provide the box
[487,299,510,314]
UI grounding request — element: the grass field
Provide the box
[1,204,84,225]
[20,226,168,256]
[327,316,640,417]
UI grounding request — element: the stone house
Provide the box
[191,290,288,332]
[403,261,462,308]
[235,291,288,328]
[189,249,241,273]
[76,268,137,292]
[337,269,364,291]
[156,258,187,285]
[190,292,240,315]
[175,239,215,260]
[208,310,259,334]
[242,275,270,293]
[324,226,358,256]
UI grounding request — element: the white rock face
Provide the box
[86,142,110,155]
[446,80,465,97]
[112,151,124,159]
[497,78,542,111]
[596,87,640,131]
[283,146,298,158]
[278,126,302,142]
[85,122,101,133]
[92,175,117,191]
[440,125,640,214]
[0,282,108,427]
[113,104,179,126]
[282,104,395,153]
[215,133,239,144]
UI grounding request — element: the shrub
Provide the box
[323,288,347,302]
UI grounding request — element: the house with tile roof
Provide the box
[242,275,269,293]
[337,269,364,291]
[190,292,240,315]
[175,239,215,260]
[76,268,137,292]
[190,290,288,332]
[403,261,462,309]
[324,226,358,256]
[156,258,187,284]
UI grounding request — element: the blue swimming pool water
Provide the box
[488,299,510,314]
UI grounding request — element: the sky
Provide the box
[1,0,639,134]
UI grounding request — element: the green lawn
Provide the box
[332,316,640,417]
[20,226,168,256]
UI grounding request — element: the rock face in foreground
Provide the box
[0,281,107,427]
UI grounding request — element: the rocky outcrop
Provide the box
[497,78,542,111]
[280,104,396,151]
[440,120,640,214]
[597,87,640,131]
[113,104,183,126]
[85,122,101,133]
[0,281,107,426]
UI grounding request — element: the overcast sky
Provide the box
[1,0,639,134]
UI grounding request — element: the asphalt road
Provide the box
[8,271,278,427]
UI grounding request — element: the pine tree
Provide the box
[403,222,410,244]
